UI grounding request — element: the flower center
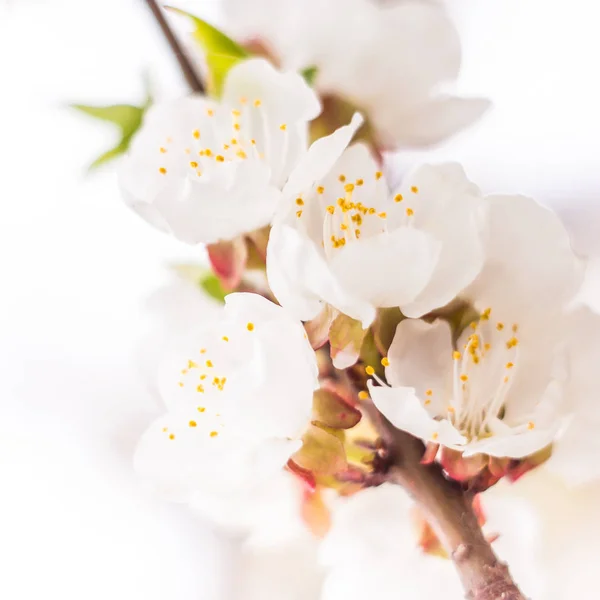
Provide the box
[155,99,287,179]
[295,172,420,258]
[444,309,530,440]
[165,321,256,441]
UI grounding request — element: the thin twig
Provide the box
[143,0,205,93]
[359,396,526,599]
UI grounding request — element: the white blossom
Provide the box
[134,292,318,535]
[231,534,323,600]
[371,194,584,458]
[267,115,485,326]
[119,58,320,245]
[223,0,489,147]
[487,469,600,599]
[545,306,600,485]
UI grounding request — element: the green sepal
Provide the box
[166,7,248,97]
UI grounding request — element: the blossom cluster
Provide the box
[109,3,600,598]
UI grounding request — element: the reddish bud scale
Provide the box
[207,237,248,290]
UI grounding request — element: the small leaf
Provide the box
[72,103,145,170]
[329,314,368,369]
[199,273,227,303]
[313,388,361,430]
[300,65,318,85]
[169,263,227,303]
[166,7,248,96]
[293,424,347,476]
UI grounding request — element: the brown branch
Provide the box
[361,398,526,600]
[143,0,205,93]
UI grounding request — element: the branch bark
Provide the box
[143,0,205,93]
[362,399,526,600]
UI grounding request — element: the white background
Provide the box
[0,0,598,598]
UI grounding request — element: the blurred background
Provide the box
[0,0,598,598]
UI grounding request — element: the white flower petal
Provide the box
[547,306,600,484]
[134,409,252,503]
[283,113,363,196]
[368,382,466,447]
[376,96,491,148]
[462,426,557,459]
[223,58,320,125]
[329,227,441,311]
[386,318,453,410]
[267,223,376,325]
[396,163,485,318]
[466,194,584,322]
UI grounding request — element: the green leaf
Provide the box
[170,264,228,304]
[199,273,227,304]
[300,66,318,85]
[72,103,146,170]
[166,7,248,96]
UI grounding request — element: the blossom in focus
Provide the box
[223,0,490,147]
[371,195,584,458]
[267,115,485,326]
[119,58,320,244]
[134,292,319,534]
